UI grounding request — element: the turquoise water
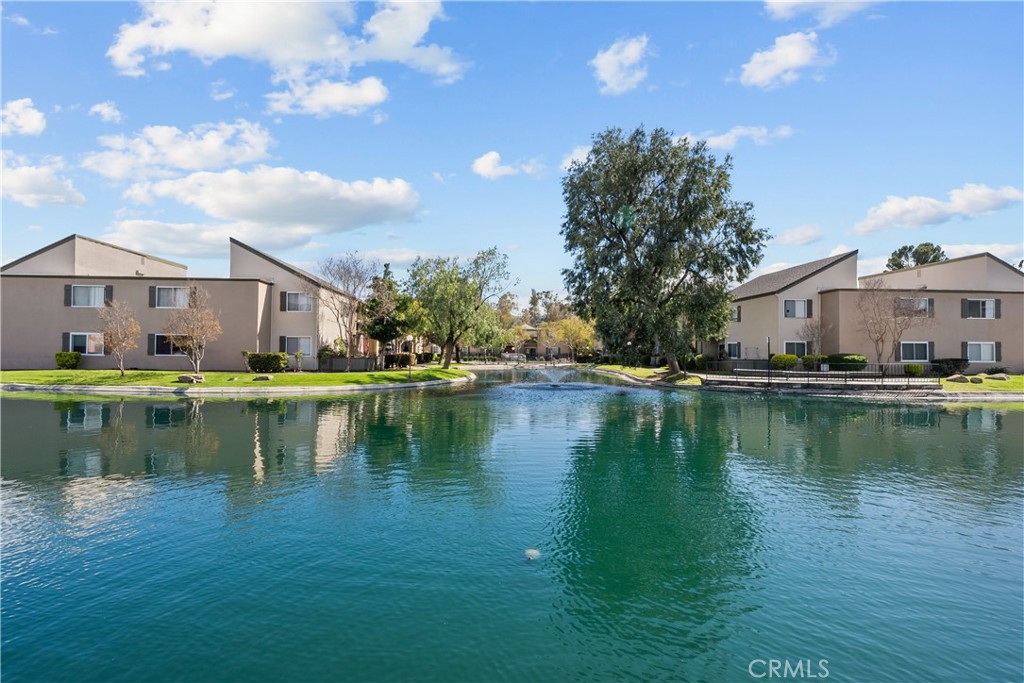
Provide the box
[2,371,1022,682]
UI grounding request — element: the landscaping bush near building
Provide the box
[984,366,1009,375]
[686,354,707,371]
[903,363,925,377]
[771,354,799,370]
[246,352,289,373]
[55,351,82,369]
[932,358,970,376]
[416,352,437,364]
[384,353,412,369]
[826,353,868,371]
[801,354,827,371]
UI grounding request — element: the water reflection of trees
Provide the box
[551,394,763,678]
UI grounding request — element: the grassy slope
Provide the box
[595,364,702,385]
[0,368,470,388]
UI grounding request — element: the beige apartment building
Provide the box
[716,250,1023,373]
[1,235,362,371]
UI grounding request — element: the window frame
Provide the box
[725,342,741,359]
[284,336,313,356]
[784,341,808,357]
[900,341,930,362]
[69,332,105,356]
[966,299,995,319]
[783,299,810,319]
[71,285,105,308]
[898,297,929,316]
[285,291,313,312]
[967,341,996,363]
[153,334,187,356]
[730,305,741,322]
[154,286,189,309]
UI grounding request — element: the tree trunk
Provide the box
[665,353,682,376]
[442,340,455,369]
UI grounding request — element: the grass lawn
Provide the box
[941,375,1024,392]
[595,364,702,385]
[0,368,471,389]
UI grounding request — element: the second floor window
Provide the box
[155,286,188,308]
[285,292,313,312]
[71,285,105,307]
[964,299,996,319]
[783,299,812,318]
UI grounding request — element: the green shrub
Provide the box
[826,353,868,371]
[686,353,708,371]
[416,352,437,364]
[984,366,1009,375]
[317,345,338,361]
[932,358,969,376]
[55,351,82,369]
[801,354,827,371]
[771,354,799,370]
[247,352,289,373]
[903,363,924,377]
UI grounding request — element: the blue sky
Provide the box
[3,1,1022,303]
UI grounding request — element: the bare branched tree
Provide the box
[314,253,379,369]
[98,300,141,377]
[165,284,222,373]
[856,279,934,363]
[797,316,833,357]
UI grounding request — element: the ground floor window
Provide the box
[967,342,995,362]
[284,336,313,356]
[154,334,186,356]
[784,341,807,357]
[70,332,104,355]
[724,342,741,359]
[900,341,930,362]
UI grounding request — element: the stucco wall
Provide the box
[725,295,777,359]
[861,255,1024,292]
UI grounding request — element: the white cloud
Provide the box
[106,1,465,118]
[1,98,46,136]
[266,77,388,117]
[359,246,436,268]
[852,183,1024,235]
[113,165,418,256]
[856,255,888,276]
[765,1,877,28]
[740,31,835,89]
[471,151,517,180]
[682,125,794,150]
[775,224,823,245]
[1,151,85,207]
[89,100,123,123]
[81,119,273,180]
[560,145,590,171]
[751,262,796,278]
[940,243,1024,263]
[829,243,854,256]
[590,35,650,95]
[210,79,235,101]
[7,14,30,26]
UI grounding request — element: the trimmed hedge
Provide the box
[932,358,969,376]
[55,351,82,369]
[384,353,412,369]
[247,352,289,373]
[770,354,799,370]
[686,354,708,371]
[903,363,924,377]
[801,354,828,371]
[826,353,868,371]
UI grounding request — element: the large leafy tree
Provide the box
[885,242,947,271]
[405,248,514,369]
[561,126,768,374]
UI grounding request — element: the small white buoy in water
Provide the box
[524,548,541,561]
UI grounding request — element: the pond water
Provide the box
[2,371,1021,682]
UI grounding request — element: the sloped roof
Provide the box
[229,238,353,299]
[858,251,1024,280]
[730,250,857,301]
[1,233,187,273]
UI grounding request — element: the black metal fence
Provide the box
[703,361,941,387]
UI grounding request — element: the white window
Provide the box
[70,332,104,355]
[154,334,186,356]
[967,342,995,362]
[898,298,929,316]
[72,285,105,307]
[901,342,929,362]
[285,336,313,356]
[783,299,811,318]
[784,341,807,357]
[730,305,741,322]
[155,286,188,308]
[286,292,313,312]
[966,299,995,319]
[725,342,741,359]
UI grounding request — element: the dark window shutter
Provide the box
[961,341,968,359]
[281,292,288,311]
[806,299,813,318]
[104,285,114,306]
[64,285,73,306]
[928,341,934,361]
[148,334,156,356]
[737,305,741,323]
[961,299,968,318]
[894,344,901,362]
[62,332,70,352]
[784,300,793,318]
[279,336,287,352]
[995,342,1002,362]
[149,286,157,308]
[994,299,1001,319]
[927,298,934,318]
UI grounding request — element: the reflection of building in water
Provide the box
[61,402,109,433]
